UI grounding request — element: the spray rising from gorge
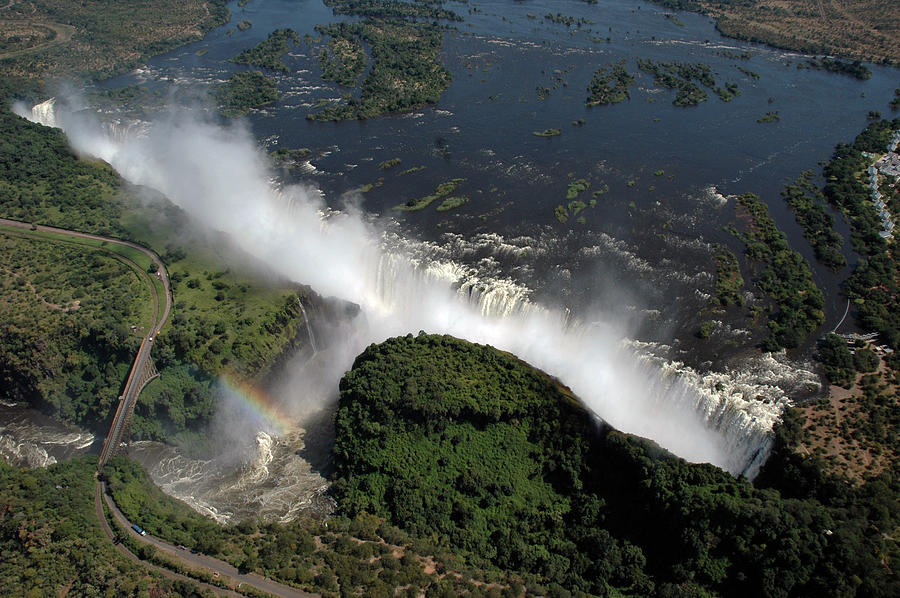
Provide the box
[20,99,802,478]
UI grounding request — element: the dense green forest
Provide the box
[0,458,209,597]
[104,456,526,597]
[216,70,279,117]
[585,61,635,106]
[332,333,900,597]
[781,170,847,271]
[317,24,368,87]
[729,193,825,350]
[0,109,308,442]
[636,59,737,107]
[711,245,744,308]
[230,28,300,73]
[0,110,127,236]
[0,230,151,428]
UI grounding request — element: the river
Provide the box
[9,0,899,521]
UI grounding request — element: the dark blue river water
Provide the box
[97,0,900,358]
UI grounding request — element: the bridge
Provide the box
[94,233,171,469]
[97,335,161,467]
[0,218,173,470]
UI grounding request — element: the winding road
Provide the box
[97,481,314,598]
[0,218,172,332]
[93,481,243,598]
[1,217,316,595]
[0,19,76,60]
[0,218,174,468]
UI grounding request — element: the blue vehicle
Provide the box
[131,524,147,536]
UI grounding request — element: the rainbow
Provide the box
[219,374,292,435]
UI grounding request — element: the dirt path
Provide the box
[0,19,75,60]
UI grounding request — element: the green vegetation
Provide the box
[0,110,309,441]
[555,178,599,224]
[543,13,594,27]
[315,23,367,87]
[782,170,847,270]
[230,28,299,72]
[270,146,312,168]
[334,333,900,596]
[818,333,859,386]
[821,119,900,347]
[236,20,252,32]
[566,178,590,199]
[645,0,900,65]
[0,111,126,236]
[737,66,760,79]
[0,458,192,596]
[377,157,401,170]
[0,0,229,81]
[697,319,716,338]
[569,200,587,216]
[215,70,278,118]
[324,0,461,21]
[585,60,635,106]
[397,165,426,176]
[796,347,900,481]
[637,59,736,107]
[0,229,151,431]
[436,196,469,212]
[306,1,454,121]
[394,178,464,212]
[532,128,561,137]
[715,81,741,102]
[732,193,825,350]
[712,245,745,307]
[757,110,780,123]
[105,456,522,597]
[806,57,872,80]
[554,204,569,223]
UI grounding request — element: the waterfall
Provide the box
[22,99,809,479]
[28,98,58,128]
[297,298,318,354]
[365,245,794,477]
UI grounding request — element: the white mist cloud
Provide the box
[21,100,751,473]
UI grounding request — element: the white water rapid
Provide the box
[19,98,816,480]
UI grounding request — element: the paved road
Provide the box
[0,218,173,466]
[93,480,242,597]
[101,482,314,598]
[4,218,314,596]
[98,335,155,467]
[0,218,172,333]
